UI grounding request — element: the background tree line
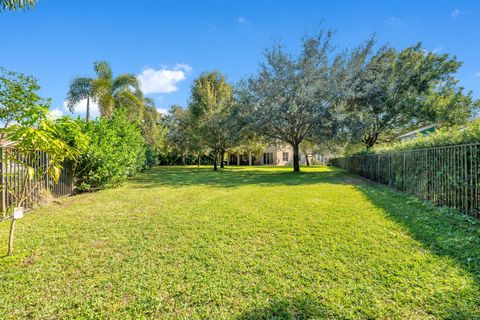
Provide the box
[164,31,478,172]
[2,29,478,180]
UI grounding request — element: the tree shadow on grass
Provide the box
[236,295,340,320]
[356,183,480,289]
[129,166,346,189]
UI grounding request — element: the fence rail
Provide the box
[331,143,480,218]
[0,146,74,219]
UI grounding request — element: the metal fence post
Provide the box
[0,147,5,215]
[330,143,480,218]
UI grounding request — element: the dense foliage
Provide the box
[0,68,87,255]
[343,43,478,149]
[359,120,480,155]
[188,71,238,170]
[237,31,345,171]
[63,62,168,190]
[124,31,478,172]
[74,111,148,191]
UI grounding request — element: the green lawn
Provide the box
[1,166,479,319]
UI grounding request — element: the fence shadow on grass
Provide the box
[236,295,339,320]
[357,183,480,290]
[129,166,345,189]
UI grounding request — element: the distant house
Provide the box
[397,124,436,142]
[227,143,310,166]
[0,134,17,148]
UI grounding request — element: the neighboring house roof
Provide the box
[0,133,17,147]
[397,124,436,141]
[0,140,17,147]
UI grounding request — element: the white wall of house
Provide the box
[229,144,308,166]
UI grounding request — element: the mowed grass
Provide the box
[1,166,479,319]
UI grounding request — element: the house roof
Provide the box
[397,124,436,140]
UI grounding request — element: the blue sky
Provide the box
[1,0,479,118]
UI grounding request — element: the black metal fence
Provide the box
[0,147,74,219]
[331,143,480,218]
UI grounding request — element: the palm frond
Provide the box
[65,77,93,112]
[113,73,140,93]
[1,0,37,12]
[115,90,144,121]
[93,61,112,80]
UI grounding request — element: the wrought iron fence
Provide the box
[0,146,74,219]
[331,143,480,218]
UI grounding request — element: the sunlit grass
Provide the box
[0,165,479,319]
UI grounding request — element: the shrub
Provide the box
[74,111,147,191]
[352,120,480,155]
[144,144,159,168]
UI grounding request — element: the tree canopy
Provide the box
[188,71,236,170]
[237,31,344,171]
[344,43,478,148]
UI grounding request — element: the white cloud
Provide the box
[432,46,443,54]
[452,9,464,18]
[156,108,169,115]
[236,16,249,24]
[386,16,402,25]
[137,64,192,95]
[174,63,193,73]
[49,108,64,120]
[475,72,480,77]
[63,98,100,118]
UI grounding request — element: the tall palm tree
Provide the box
[66,61,144,121]
[66,77,94,122]
[91,61,144,120]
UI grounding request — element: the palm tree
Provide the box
[66,77,94,122]
[91,61,144,120]
[66,61,144,121]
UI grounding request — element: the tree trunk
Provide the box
[213,153,218,171]
[220,150,225,168]
[7,218,15,256]
[293,143,300,172]
[181,154,185,166]
[305,153,310,166]
[86,97,90,123]
[364,132,379,149]
[198,155,200,167]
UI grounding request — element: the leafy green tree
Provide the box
[344,43,478,148]
[1,0,36,12]
[0,68,87,255]
[189,71,234,171]
[238,31,342,172]
[164,105,193,165]
[0,68,51,135]
[141,98,167,161]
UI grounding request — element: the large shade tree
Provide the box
[344,43,479,149]
[188,71,235,171]
[164,105,199,165]
[238,31,344,172]
[141,98,167,153]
